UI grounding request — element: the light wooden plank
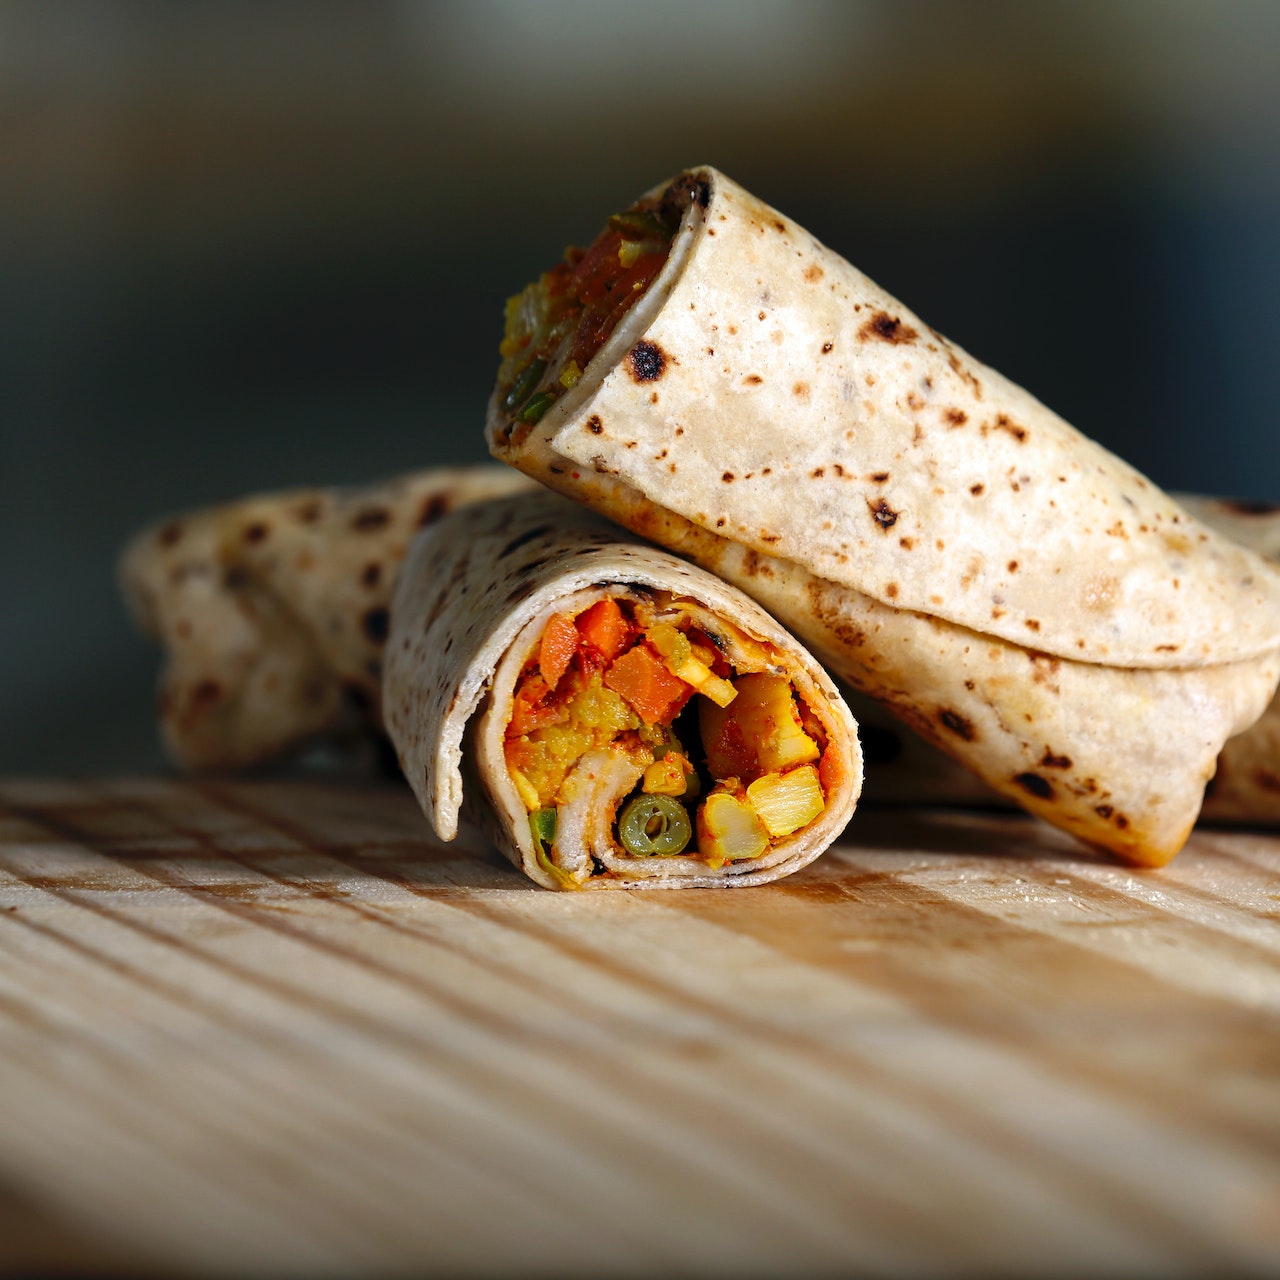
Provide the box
[0,779,1277,1276]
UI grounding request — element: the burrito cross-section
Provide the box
[487,165,1280,866]
[383,491,862,890]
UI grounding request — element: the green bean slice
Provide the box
[617,794,692,857]
[502,358,548,414]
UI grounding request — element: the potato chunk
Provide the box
[697,789,769,864]
[746,765,825,838]
[702,674,819,780]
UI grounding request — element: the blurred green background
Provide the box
[3,0,1278,772]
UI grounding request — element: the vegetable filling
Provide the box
[504,593,839,877]
[494,176,701,439]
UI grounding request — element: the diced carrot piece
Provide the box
[539,613,579,691]
[576,598,633,661]
[604,644,693,725]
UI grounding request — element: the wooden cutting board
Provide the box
[1,777,1277,1276]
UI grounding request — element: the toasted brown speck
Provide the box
[1014,772,1054,800]
[868,498,899,529]
[243,521,269,544]
[587,415,603,434]
[821,341,834,354]
[939,709,976,741]
[361,563,382,589]
[352,507,390,532]
[859,311,919,344]
[970,484,985,497]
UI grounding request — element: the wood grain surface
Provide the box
[0,777,1277,1277]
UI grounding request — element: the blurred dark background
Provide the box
[3,0,1278,773]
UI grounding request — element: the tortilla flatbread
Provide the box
[120,466,534,769]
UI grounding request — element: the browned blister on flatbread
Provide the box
[487,166,1280,865]
[383,490,861,890]
[120,466,534,769]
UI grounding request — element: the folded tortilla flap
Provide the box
[383,490,862,890]
[119,465,533,769]
[491,165,1280,670]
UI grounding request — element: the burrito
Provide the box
[486,166,1280,866]
[120,466,534,769]
[383,490,862,890]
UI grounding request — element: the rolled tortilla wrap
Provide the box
[486,165,1280,866]
[383,490,862,890]
[120,466,534,769]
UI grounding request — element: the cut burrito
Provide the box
[120,466,534,769]
[383,489,861,890]
[486,165,1280,866]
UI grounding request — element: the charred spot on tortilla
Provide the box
[868,498,899,529]
[1014,772,1055,800]
[361,607,390,646]
[859,311,919,345]
[939,709,977,741]
[242,521,269,545]
[586,415,604,435]
[361,563,382,589]
[417,494,449,527]
[191,679,223,709]
[629,341,666,382]
[498,526,552,559]
[352,507,391,533]
[1041,749,1073,769]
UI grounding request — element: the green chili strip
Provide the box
[529,808,578,889]
[518,391,557,424]
[617,795,692,857]
[502,358,547,414]
[608,209,675,242]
